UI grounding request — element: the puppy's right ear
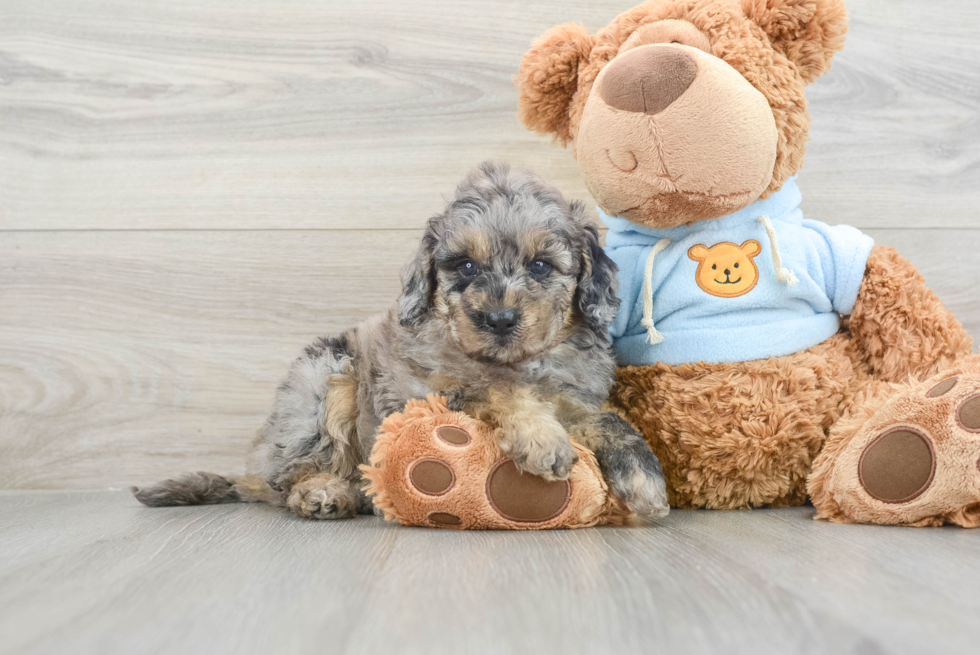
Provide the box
[516,23,594,145]
[398,224,438,327]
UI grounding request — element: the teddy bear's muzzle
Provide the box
[575,43,779,229]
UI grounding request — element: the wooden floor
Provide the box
[1,491,978,655]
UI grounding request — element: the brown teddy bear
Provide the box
[516,0,980,526]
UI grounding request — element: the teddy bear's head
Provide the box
[517,0,848,229]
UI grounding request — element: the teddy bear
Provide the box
[514,0,980,526]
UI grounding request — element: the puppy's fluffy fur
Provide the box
[134,162,668,520]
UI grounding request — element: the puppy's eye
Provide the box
[734,263,739,269]
[529,260,551,277]
[711,264,717,270]
[457,260,479,277]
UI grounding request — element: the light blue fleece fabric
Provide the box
[602,178,875,366]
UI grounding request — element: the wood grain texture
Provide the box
[0,0,978,230]
[1,494,978,655]
[1,0,980,489]
[0,231,413,488]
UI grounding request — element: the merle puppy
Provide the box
[134,162,668,520]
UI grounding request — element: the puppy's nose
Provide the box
[599,46,697,115]
[724,269,731,276]
[485,309,520,336]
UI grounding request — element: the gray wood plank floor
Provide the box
[1,491,978,655]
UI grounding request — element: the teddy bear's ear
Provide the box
[516,23,594,144]
[742,0,848,83]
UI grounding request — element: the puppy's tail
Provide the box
[132,472,274,507]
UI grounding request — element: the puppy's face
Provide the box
[399,162,619,365]
[433,220,577,364]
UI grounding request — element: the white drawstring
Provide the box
[756,215,799,288]
[640,238,672,344]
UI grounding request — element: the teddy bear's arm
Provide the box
[845,245,973,383]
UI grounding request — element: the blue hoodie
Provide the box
[602,178,874,366]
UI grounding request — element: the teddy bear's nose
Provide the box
[599,46,698,115]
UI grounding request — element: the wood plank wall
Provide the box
[2,0,978,488]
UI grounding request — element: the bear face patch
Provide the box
[688,240,761,298]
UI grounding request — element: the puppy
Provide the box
[134,162,669,520]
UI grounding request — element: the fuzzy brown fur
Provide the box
[519,1,980,526]
[613,333,856,510]
[846,246,974,382]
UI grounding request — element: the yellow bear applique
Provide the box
[688,240,762,298]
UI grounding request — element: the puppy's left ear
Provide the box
[574,204,620,335]
[398,223,438,327]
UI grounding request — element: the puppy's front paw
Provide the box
[498,417,578,481]
[616,467,669,519]
[604,451,669,519]
[590,413,670,519]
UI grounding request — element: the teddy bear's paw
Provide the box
[368,405,615,529]
[822,366,980,526]
[286,475,357,520]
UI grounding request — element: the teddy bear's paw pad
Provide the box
[435,425,472,446]
[926,376,958,398]
[409,458,456,496]
[859,428,936,503]
[486,459,571,522]
[427,512,462,526]
[956,394,980,432]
